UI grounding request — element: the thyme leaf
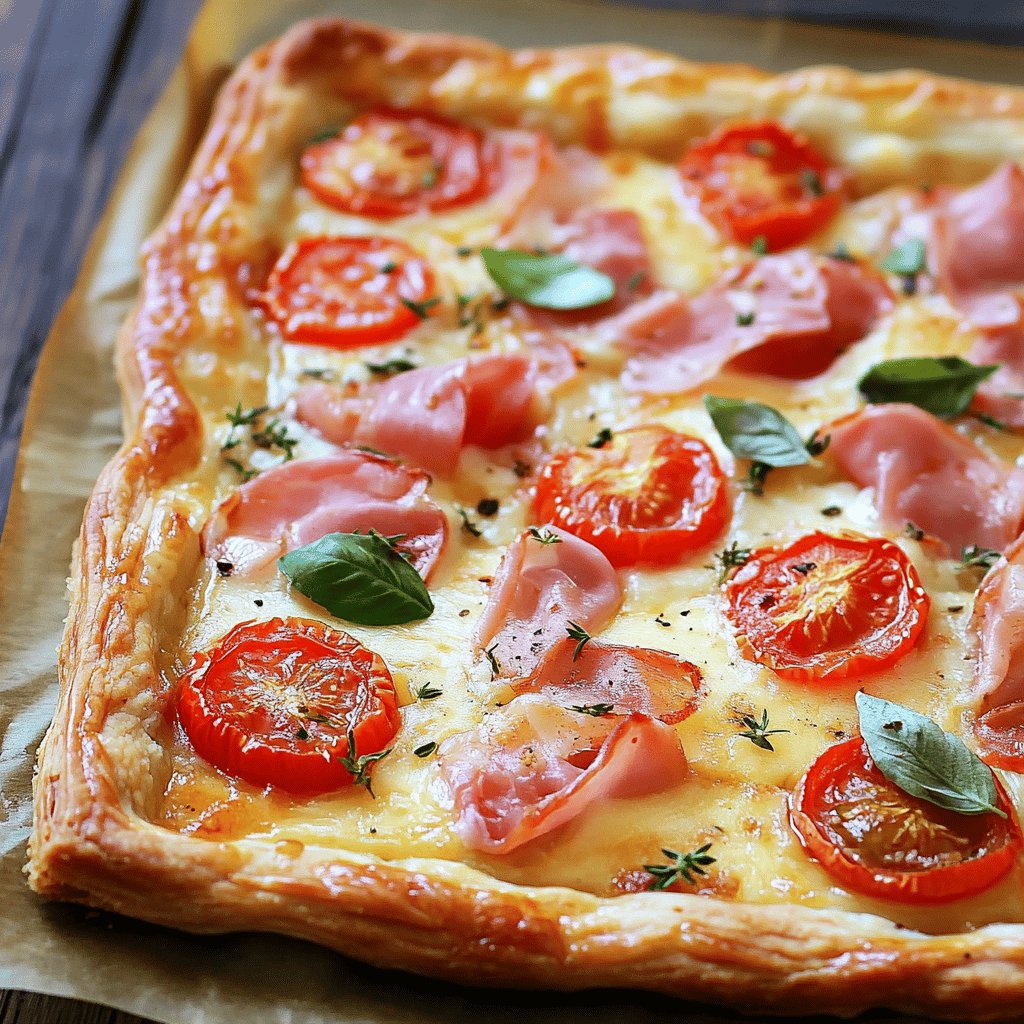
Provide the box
[644,843,716,891]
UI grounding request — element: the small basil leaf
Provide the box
[480,247,615,310]
[858,356,999,418]
[856,692,1005,818]
[703,395,810,467]
[880,238,927,276]
[279,531,433,626]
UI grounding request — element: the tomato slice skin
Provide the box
[177,617,400,795]
[678,120,845,250]
[260,235,435,348]
[533,425,729,568]
[301,108,489,218]
[724,531,929,681]
[790,737,1021,903]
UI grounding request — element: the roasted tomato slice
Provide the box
[975,701,1024,772]
[261,236,435,348]
[177,617,400,795]
[301,108,489,218]
[678,120,845,250]
[533,425,728,568]
[790,737,1021,903]
[724,531,928,681]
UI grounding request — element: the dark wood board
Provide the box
[0,0,203,529]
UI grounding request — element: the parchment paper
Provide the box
[2,2,1022,1021]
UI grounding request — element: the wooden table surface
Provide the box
[1,1,1021,1022]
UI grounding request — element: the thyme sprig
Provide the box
[644,844,716,892]
[251,416,298,460]
[735,709,789,752]
[569,702,614,717]
[457,505,483,538]
[483,644,501,678]
[528,526,562,545]
[337,727,392,798]
[960,545,1001,570]
[716,542,751,583]
[565,621,593,661]
[220,402,298,478]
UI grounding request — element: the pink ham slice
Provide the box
[467,129,565,234]
[476,526,622,679]
[202,451,447,578]
[883,164,1024,426]
[438,694,688,854]
[621,252,893,393]
[294,348,575,477]
[938,162,1024,306]
[497,138,609,239]
[511,637,703,725]
[522,209,656,329]
[927,163,1024,428]
[829,403,1024,553]
[971,535,1024,766]
[966,324,1024,430]
[972,533,1024,711]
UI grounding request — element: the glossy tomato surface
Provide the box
[678,120,845,250]
[261,235,435,348]
[177,617,400,795]
[724,531,929,681]
[533,425,728,568]
[790,738,1021,903]
[301,108,489,218]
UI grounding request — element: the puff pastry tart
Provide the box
[28,16,1024,1020]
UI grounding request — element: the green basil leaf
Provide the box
[703,395,810,467]
[858,356,999,418]
[480,247,615,310]
[279,531,433,626]
[856,692,1005,818]
[880,238,927,276]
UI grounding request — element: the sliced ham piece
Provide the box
[294,348,575,477]
[511,637,703,725]
[972,534,1024,711]
[938,162,1024,305]
[202,451,447,577]
[945,165,1024,429]
[829,403,1024,553]
[970,535,1024,768]
[622,252,893,393]
[522,209,656,330]
[476,526,622,679]
[438,694,688,853]
[966,320,1024,430]
[479,129,557,234]
[497,138,609,240]
[897,163,1024,427]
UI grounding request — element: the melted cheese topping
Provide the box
[152,118,1024,935]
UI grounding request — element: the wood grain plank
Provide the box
[0,0,202,529]
[0,989,151,1024]
[0,0,53,167]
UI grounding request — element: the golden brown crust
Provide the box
[28,16,1024,1019]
